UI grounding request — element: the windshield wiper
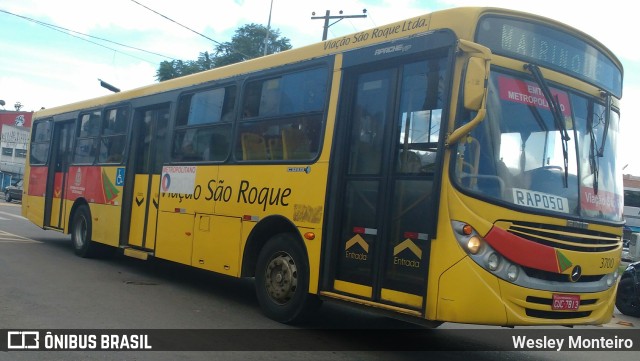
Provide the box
[597,92,612,157]
[524,64,570,188]
[588,109,599,194]
[589,93,612,195]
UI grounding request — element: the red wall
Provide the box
[0,112,32,128]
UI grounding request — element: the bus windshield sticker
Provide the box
[512,188,569,213]
[161,166,196,194]
[580,186,622,218]
[498,76,572,118]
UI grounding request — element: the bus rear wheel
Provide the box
[255,233,321,324]
[71,205,99,258]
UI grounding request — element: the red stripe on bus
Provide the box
[483,226,559,273]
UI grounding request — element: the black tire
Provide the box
[616,277,640,317]
[71,205,99,258]
[255,233,321,324]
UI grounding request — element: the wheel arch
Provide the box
[240,215,307,278]
[67,198,90,234]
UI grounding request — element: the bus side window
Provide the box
[98,107,129,164]
[73,138,98,164]
[241,133,268,160]
[236,67,327,162]
[30,120,52,165]
[282,127,310,160]
[203,131,230,161]
[172,85,235,163]
[74,111,101,164]
[173,129,201,162]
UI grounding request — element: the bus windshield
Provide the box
[453,70,623,222]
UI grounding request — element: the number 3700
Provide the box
[600,257,615,269]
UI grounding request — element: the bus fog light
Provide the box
[507,265,519,281]
[487,253,499,271]
[467,236,482,254]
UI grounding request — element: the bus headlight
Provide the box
[606,270,620,287]
[453,221,485,255]
[507,264,519,281]
[467,236,482,254]
[487,253,500,271]
[452,220,521,284]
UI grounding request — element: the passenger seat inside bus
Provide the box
[282,128,310,160]
[241,133,268,160]
[268,138,283,160]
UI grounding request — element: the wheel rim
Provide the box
[73,215,87,249]
[264,251,298,305]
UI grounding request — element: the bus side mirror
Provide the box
[464,57,486,111]
[446,41,491,147]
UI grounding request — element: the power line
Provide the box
[128,0,250,59]
[0,8,177,63]
[129,0,222,46]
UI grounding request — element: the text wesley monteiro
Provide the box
[512,335,634,351]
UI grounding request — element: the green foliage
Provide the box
[156,23,291,82]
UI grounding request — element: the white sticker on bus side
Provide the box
[512,188,569,214]
[161,166,196,194]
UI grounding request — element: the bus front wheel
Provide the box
[255,233,321,324]
[71,205,98,258]
[616,277,640,317]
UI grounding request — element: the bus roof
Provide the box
[33,6,622,119]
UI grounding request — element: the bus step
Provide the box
[122,247,151,261]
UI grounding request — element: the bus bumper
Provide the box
[436,256,616,326]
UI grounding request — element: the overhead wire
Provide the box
[0,8,177,63]
[129,0,223,46]
[128,0,251,59]
[0,9,174,63]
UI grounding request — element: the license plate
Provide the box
[552,293,580,310]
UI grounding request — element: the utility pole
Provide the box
[311,9,367,41]
[263,0,274,56]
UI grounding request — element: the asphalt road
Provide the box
[0,200,637,360]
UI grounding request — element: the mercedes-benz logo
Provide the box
[569,265,582,282]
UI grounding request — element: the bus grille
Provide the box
[505,221,619,253]
[525,309,592,319]
[521,266,603,283]
[524,296,597,319]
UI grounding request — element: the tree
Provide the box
[156,23,291,82]
[14,102,23,111]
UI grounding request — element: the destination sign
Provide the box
[476,16,622,97]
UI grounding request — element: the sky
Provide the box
[0,0,638,173]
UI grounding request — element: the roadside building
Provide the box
[0,111,32,190]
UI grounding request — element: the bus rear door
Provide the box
[44,120,74,230]
[120,105,169,251]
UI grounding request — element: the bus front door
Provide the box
[44,120,74,230]
[121,105,169,250]
[329,58,444,312]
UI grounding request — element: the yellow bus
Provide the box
[23,6,624,326]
